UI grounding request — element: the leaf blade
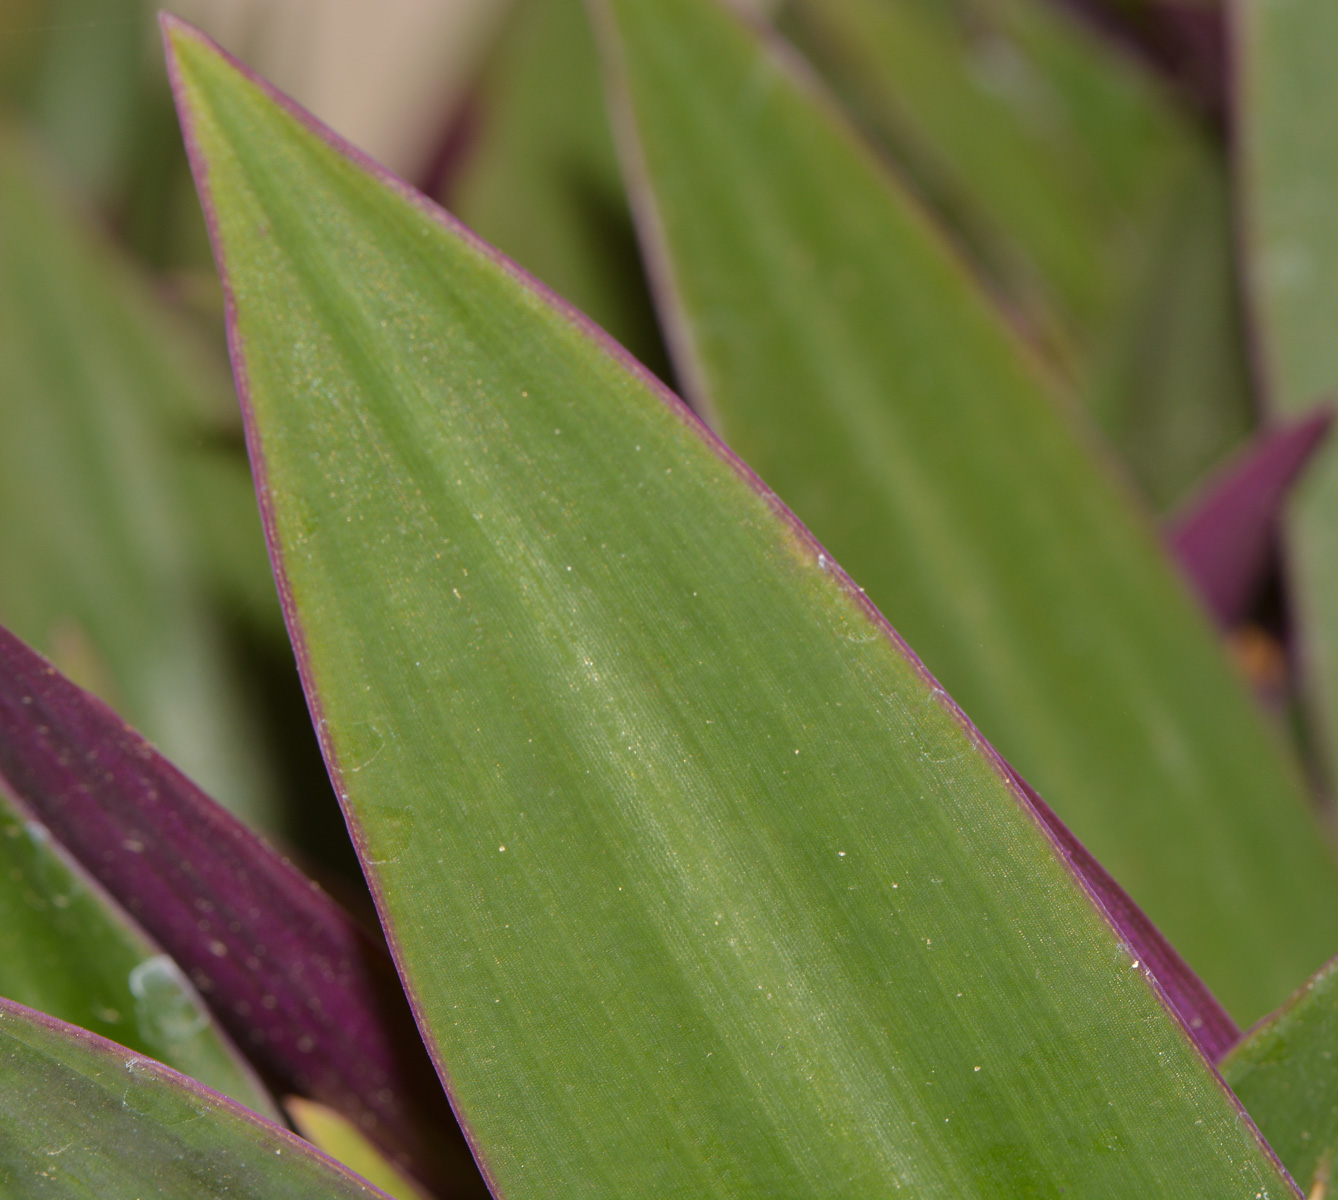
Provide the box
[0,782,274,1115]
[592,0,1338,1022]
[169,18,1299,1197]
[1235,0,1338,789]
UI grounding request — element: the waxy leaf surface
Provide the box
[1222,955,1338,1198]
[171,20,1299,1197]
[1235,0,1338,789]
[0,783,272,1114]
[0,626,483,1200]
[0,998,391,1199]
[593,0,1335,1021]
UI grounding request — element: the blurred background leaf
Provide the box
[592,0,1335,1022]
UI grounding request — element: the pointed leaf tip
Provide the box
[1168,407,1334,628]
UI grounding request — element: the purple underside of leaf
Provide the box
[1003,764,1241,1061]
[1166,407,1333,629]
[1045,0,1225,123]
[0,624,475,1198]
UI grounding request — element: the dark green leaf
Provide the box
[0,129,278,826]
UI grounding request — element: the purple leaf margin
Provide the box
[0,624,484,1199]
[1004,764,1240,1060]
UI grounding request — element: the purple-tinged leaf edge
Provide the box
[1045,0,1226,124]
[162,10,1280,1185]
[1166,407,1333,628]
[0,624,481,1199]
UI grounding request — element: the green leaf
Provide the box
[1222,955,1338,1198]
[779,0,1168,349]
[778,0,1253,512]
[1235,0,1338,788]
[591,0,1335,1022]
[0,997,391,1199]
[1083,139,1254,510]
[0,785,275,1116]
[169,18,1302,1196]
[0,129,278,826]
[446,0,672,383]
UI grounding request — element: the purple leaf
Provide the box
[1004,763,1241,1061]
[1047,0,1226,123]
[1167,407,1333,629]
[0,624,486,1199]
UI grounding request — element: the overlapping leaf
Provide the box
[0,625,484,1200]
[590,0,1335,1021]
[168,18,1300,1196]
[0,783,273,1114]
[0,998,392,1199]
[1222,955,1338,1199]
[781,0,1252,510]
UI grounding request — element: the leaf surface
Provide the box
[1222,955,1338,1199]
[0,997,392,1199]
[1235,0,1338,788]
[169,18,1300,1197]
[0,625,483,1200]
[592,0,1336,1021]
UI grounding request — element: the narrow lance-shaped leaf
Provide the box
[1166,407,1333,629]
[1235,0,1338,791]
[169,19,1299,1196]
[0,997,394,1200]
[0,626,485,1200]
[0,781,275,1115]
[1221,955,1338,1198]
[592,0,1337,1022]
